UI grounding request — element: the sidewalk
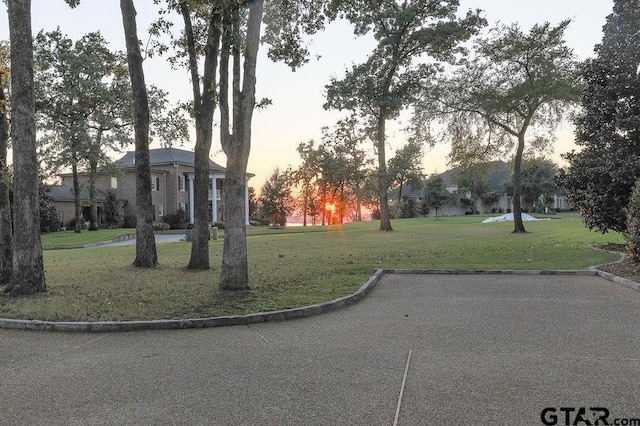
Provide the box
[1,273,638,425]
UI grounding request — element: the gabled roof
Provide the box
[115,147,226,173]
[50,185,107,202]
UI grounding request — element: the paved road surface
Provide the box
[1,274,639,425]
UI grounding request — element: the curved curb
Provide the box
[0,269,385,333]
[385,268,640,292]
[2,267,638,333]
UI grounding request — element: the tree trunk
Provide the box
[88,158,100,231]
[394,178,404,219]
[88,131,102,231]
[302,187,308,226]
[512,134,527,233]
[187,137,213,269]
[182,1,221,270]
[221,156,249,288]
[470,181,477,215]
[71,158,82,233]
[219,0,264,291]
[0,69,12,284]
[121,0,157,267]
[6,0,46,295]
[376,115,393,231]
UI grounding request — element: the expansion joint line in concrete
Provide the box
[246,324,269,343]
[393,349,412,426]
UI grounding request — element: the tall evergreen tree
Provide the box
[560,0,640,233]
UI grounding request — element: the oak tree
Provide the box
[416,20,581,232]
[121,0,158,267]
[6,0,46,294]
[325,0,485,231]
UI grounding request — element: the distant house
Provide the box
[51,185,108,228]
[388,160,568,217]
[53,147,253,227]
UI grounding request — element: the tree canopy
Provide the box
[560,0,640,234]
[258,167,294,227]
[325,0,485,231]
[387,139,425,219]
[415,20,581,232]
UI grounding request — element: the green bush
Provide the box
[123,215,136,228]
[162,208,188,230]
[624,180,640,264]
[212,221,225,230]
[152,221,170,231]
[67,218,88,230]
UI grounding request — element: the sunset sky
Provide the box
[1,1,614,189]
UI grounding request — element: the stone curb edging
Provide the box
[386,267,640,292]
[1,267,638,333]
[0,269,386,333]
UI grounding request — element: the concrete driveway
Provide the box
[1,273,639,425]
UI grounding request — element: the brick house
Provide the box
[54,147,253,226]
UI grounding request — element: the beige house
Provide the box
[54,147,252,226]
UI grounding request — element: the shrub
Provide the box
[40,184,60,233]
[152,221,170,231]
[249,220,261,227]
[67,218,88,230]
[104,189,126,228]
[399,197,418,219]
[123,215,136,228]
[212,221,225,230]
[162,208,188,230]
[624,180,640,264]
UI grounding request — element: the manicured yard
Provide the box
[0,215,625,322]
[41,228,135,248]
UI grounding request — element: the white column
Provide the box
[188,176,195,223]
[211,175,218,223]
[245,182,250,225]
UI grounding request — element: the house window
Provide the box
[158,205,164,218]
[179,202,187,212]
[151,176,160,191]
[110,177,118,189]
[179,175,186,192]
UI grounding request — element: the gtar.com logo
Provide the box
[541,407,610,425]
[541,407,640,426]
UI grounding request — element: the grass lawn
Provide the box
[41,228,136,248]
[0,215,625,322]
